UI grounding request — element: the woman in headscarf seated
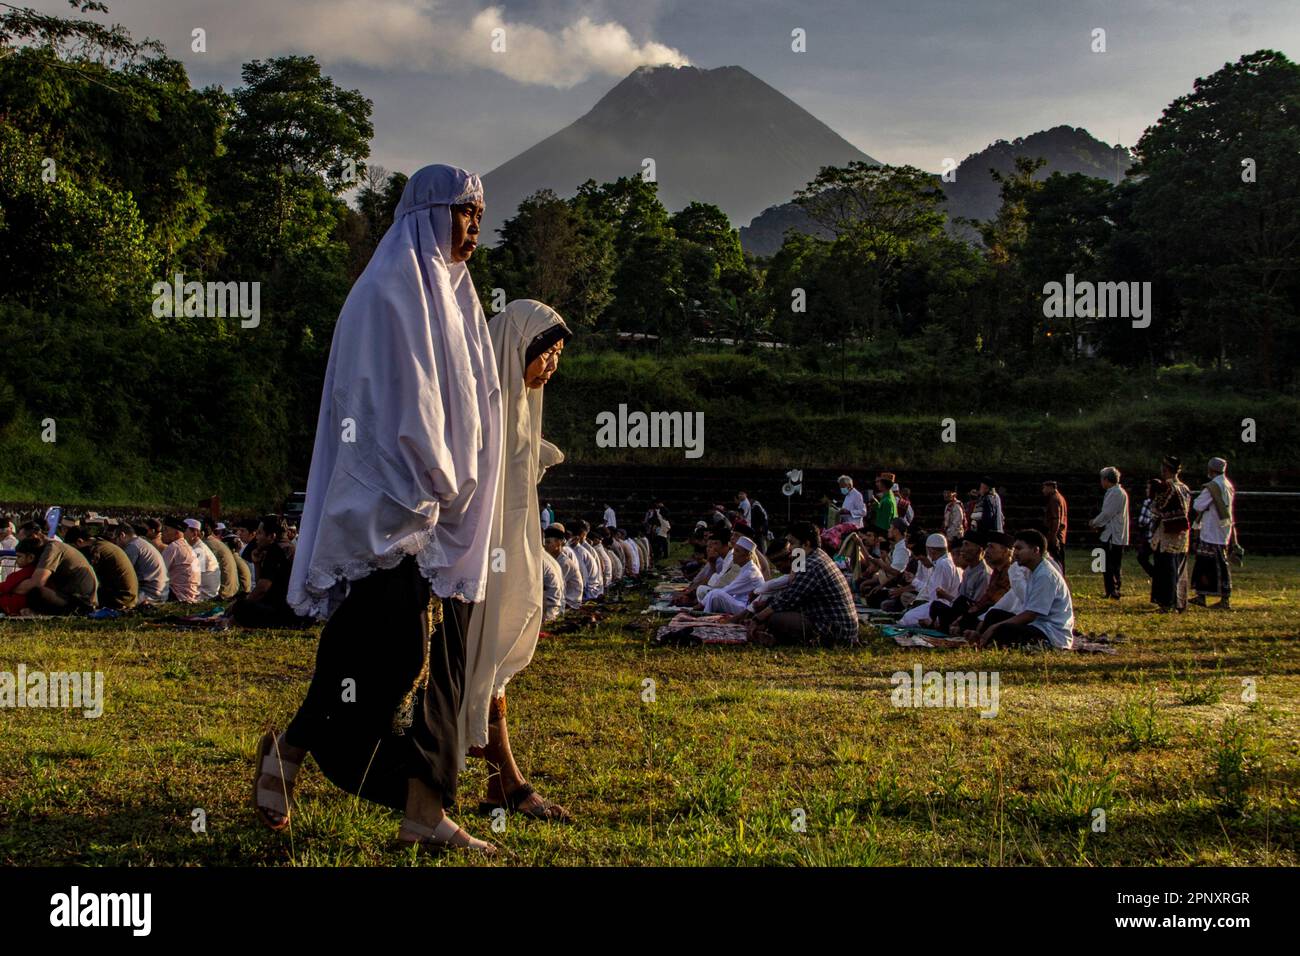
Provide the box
[253,164,503,855]
[461,299,574,822]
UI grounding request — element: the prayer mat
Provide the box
[654,612,748,646]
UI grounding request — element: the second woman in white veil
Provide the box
[461,298,573,821]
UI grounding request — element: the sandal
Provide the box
[478,781,572,822]
[396,816,497,856]
[252,729,299,832]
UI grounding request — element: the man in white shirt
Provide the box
[1089,466,1130,600]
[837,475,867,528]
[1191,456,1236,609]
[699,536,765,614]
[183,518,221,600]
[975,529,1075,649]
[602,504,616,529]
[540,547,564,622]
[0,521,17,551]
[570,520,604,600]
[545,526,583,610]
[615,528,641,577]
[594,537,613,588]
[898,534,963,627]
[735,491,752,524]
[602,530,624,580]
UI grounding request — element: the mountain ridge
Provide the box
[480,64,877,242]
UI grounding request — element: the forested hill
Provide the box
[739,125,1132,255]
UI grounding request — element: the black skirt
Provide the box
[284,555,470,811]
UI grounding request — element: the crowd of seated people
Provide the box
[539,512,653,620]
[661,475,1081,650]
[0,513,299,622]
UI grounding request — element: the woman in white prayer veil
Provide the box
[252,164,504,856]
[461,298,573,822]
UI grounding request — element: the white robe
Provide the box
[460,299,570,757]
[619,537,640,575]
[899,555,962,627]
[287,165,502,619]
[575,541,603,599]
[699,557,764,607]
[557,545,583,608]
[540,549,564,622]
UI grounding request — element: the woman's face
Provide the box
[449,201,484,262]
[525,338,564,389]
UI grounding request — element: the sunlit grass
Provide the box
[1,552,1296,866]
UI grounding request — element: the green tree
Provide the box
[795,162,947,338]
[975,156,1046,355]
[1128,50,1300,388]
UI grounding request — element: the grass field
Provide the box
[2,550,1297,867]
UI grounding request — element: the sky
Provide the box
[27,0,1299,180]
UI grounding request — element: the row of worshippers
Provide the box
[0,515,300,624]
[836,521,1075,648]
[540,520,653,619]
[670,521,861,647]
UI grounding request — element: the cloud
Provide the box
[92,0,688,88]
[467,7,690,87]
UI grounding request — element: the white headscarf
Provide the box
[287,164,503,619]
[460,299,570,757]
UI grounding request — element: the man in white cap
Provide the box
[898,533,963,627]
[698,536,765,614]
[1191,456,1236,609]
[837,475,867,528]
[182,518,221,600]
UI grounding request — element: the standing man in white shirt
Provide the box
[735,491,753,524]
[1191,456,1236,610]
[602,503,616,529]
[837,475,867,529]
[1089,466,1130,600]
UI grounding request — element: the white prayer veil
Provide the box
[287,164,503,619]
[460,299,571,758]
